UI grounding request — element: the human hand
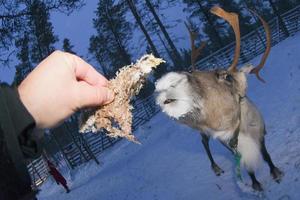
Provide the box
[18,50,114,128]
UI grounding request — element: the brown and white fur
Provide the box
[155,7,283,191]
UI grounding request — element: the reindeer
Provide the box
[155,6,283,191]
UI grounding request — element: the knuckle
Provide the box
[52,50,63,56]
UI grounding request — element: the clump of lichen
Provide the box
[79,54,165,143]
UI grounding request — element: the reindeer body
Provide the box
[156,69,263,168]
[156,68,282,191]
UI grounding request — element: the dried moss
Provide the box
[79,54,165,143]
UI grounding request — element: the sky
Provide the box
[0,1,189,84]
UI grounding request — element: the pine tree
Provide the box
[183,0,254,50]
[13,0,59,84]
[89,0,132,78]
[0,0,83,67]
[243,0,273,21]
[183,0,224,50]
[89,34,114,77]
[63,38,76,54]
[144,0,182,67]
[275,0,298,13]
[157,32,174,66]
[124,0,169,79]
[28,0,58,64]
[124,0,160,58]
[135,0,183,70]
[267,0,290,36]
[219,0,254,36]
[14,32,32,85]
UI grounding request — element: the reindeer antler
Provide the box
[248,9,271,83]
[210,6,240,72]
[185,22,206,71]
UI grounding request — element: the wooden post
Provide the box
[51,132,74,169]
[80,134,100,165]
[31,160,42,186]
[65,121,100,165]
[64,123,89,162]
[29,163,37,188]
[101,133,105,151]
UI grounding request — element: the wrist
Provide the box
[17,84,40,127]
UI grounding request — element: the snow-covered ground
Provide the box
[38,33,300,200]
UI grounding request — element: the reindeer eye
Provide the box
[225,74,233,82]
[215,71,233,82]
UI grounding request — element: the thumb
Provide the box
[76,82,114,108]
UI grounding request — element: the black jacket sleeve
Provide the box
[0,83,42,159]
[0,83,42,199]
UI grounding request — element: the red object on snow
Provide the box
[47,160,70,193]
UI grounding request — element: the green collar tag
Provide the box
[235,152,242,181]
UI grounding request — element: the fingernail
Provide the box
[106,90,115,103]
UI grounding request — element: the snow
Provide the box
[38,33,300,200]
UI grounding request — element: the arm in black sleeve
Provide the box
[0,83,42,199]
[0,83,43,158]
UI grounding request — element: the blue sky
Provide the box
[0,1,189,84]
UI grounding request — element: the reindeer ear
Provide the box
[239,64,255,74]
[233,68,249,97]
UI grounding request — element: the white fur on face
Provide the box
[155,72,194,119]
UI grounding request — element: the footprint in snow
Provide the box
[278,194,291,200]
[294,160,300,170]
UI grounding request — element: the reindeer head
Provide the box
[155,6,271,133]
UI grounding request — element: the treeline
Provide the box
[0,0,85,84]
[1,0,300,86]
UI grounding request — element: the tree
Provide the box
[243,0,273,20]
[157,32,174,66]
[28,0,59,63]
[124,0,160,58]
[275,0,299,13]
[183,0,224,50]
[267,0,290,37]
[144,0,183,67]
[63,38,76,54]
[14,33,32,85]
[218,0,254,36]
[180,20,210,70]
[0,0,84,67]
[89,0,132,78]
[183,0,254,50]
[13,0,59,84]
[124,0,169,79]
[89,34,112,77]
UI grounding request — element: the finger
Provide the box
[66,52,108,87]
[75,82,114,108]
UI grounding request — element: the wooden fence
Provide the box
[27,5,300,187]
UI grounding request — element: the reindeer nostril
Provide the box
[164,99,176,104]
